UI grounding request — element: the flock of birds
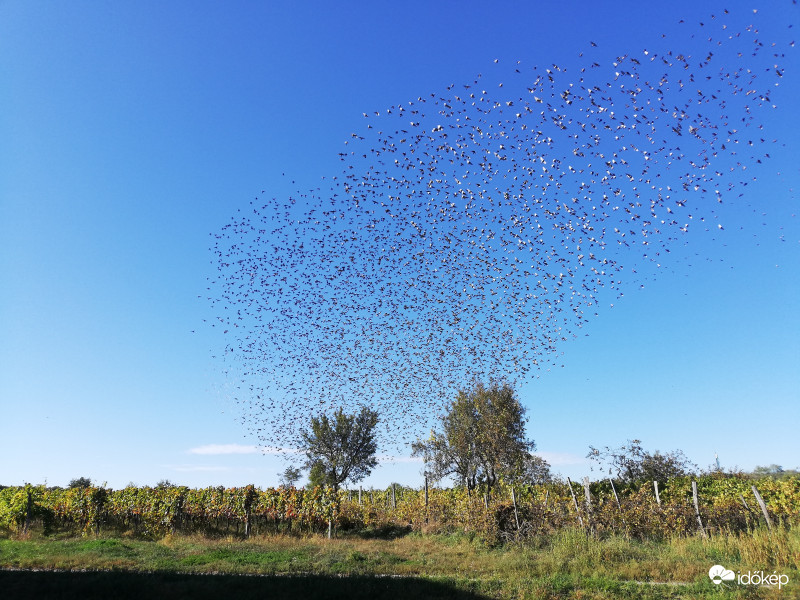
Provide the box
[209,6,796,453]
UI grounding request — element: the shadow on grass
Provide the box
[0,570,493,600]
[344,523,413,540]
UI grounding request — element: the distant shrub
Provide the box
[68,477,92,489]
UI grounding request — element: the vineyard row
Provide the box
[1,475,797,541]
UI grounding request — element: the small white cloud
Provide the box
[188,444,300,456]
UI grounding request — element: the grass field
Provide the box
[1,527,798,599]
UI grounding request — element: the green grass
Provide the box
[1,528,798,599]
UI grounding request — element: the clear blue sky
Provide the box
[1,0,797,490]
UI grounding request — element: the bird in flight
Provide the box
[208,5,796,455]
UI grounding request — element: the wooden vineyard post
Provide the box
[609,479,622,511]
[24,488,33,534]
[608,478,626,529]
[566,478,585,529]
[325,485,332,539]
[358,486,362,505]
[691,480,708,539]
[243,486,256,539]
[582,477,592,510]
[540,486,549,533]
[391,483,396,510]
[739,493,753,527]
[751,485,773,531]
[582,477,594,532]
[511,488,520,532]
[174,492,183,537]
[424,475,430,525]
[653,480,661,507]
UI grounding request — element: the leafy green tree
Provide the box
[749,464,798,479]
[278,466,302,488]
[68,477,92,489]
[752,464,784,477]
[300,406,379,492]
[306,461,328,489]
[413,381,535,496]
[587,439,697,483]
[517,453,553,485]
